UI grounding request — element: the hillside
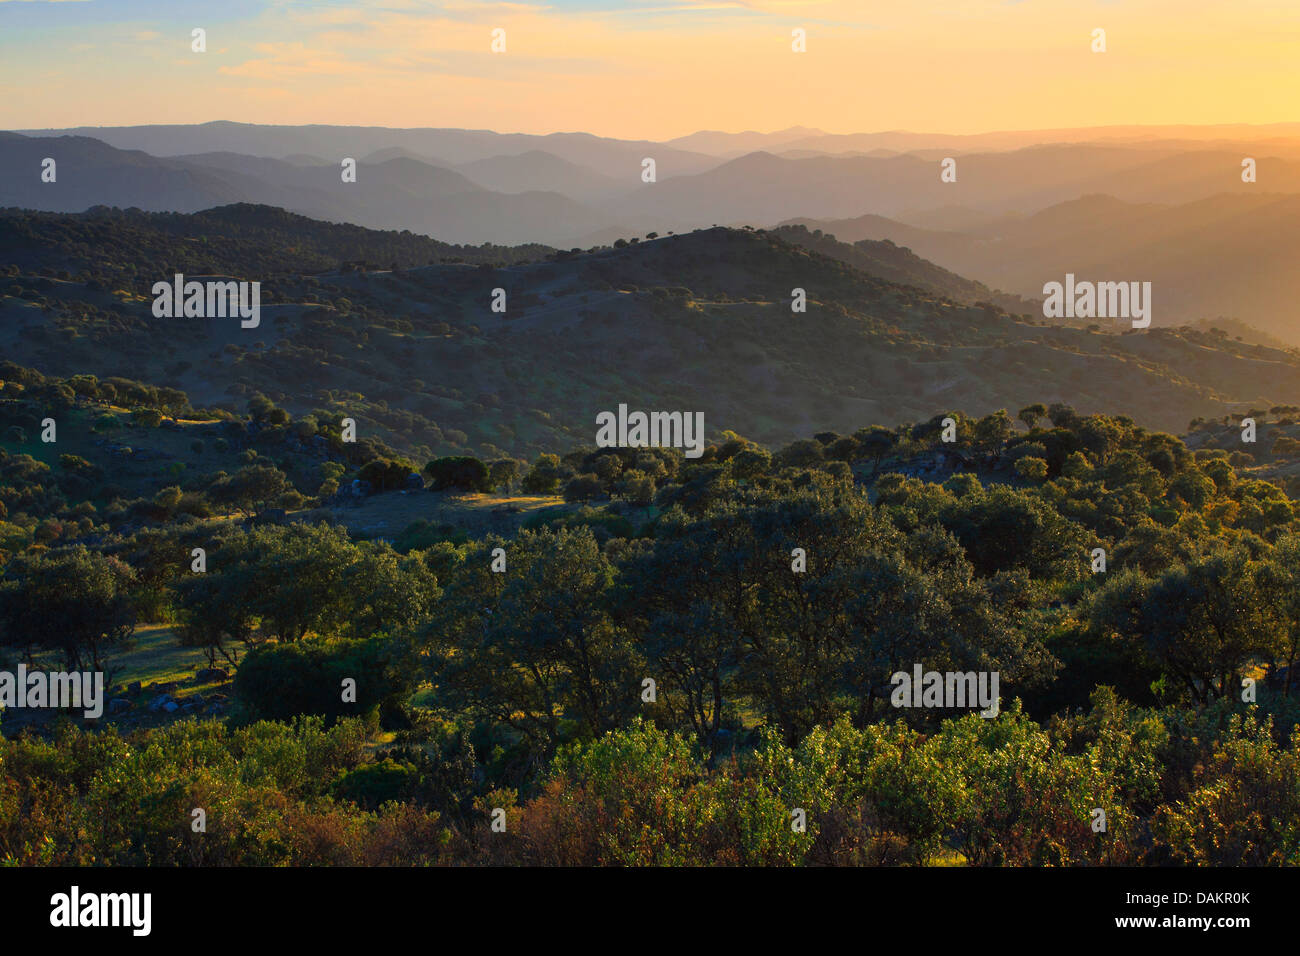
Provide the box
[609,144,1300,229]
[0,132,621,246]
[771,224,1039,315]
[6,348,1300,868]
[785,192,1300,343]
[15,125,1300,252]
[4,205,1300,463]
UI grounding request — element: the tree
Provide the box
[175,523,411,651]
[1138,546,1277,703]
[247,394,277,423]
[1271,436,1300,459]
[360,457,416,492]
[130,408,163,428]
[487,458,520,492]
[1046,403,1077,429]
[775,439,825,469]
[521,453,565,495]
[563,473,605,502]
[855,426,897,475]
[424,456,490,493]
[617,487,1051,746]
[1014,456,1048,481]
[210,464,292,514]
[0,546,136,669]
[421,527,638,749]
[233,635,412,724]
[941,485,1087,581]
[1018,403,1048,430]
[973,410,1014,456]
[1258,535,1300,696]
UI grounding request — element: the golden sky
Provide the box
[2,0,1297,138]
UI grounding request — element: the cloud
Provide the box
[2,0,1297,140]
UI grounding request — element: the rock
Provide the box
[196,667,230,683]
[148,693,174,713]
[162,700,180,714]
[128,681,142,695]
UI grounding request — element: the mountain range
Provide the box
[4,204,1298,462]
[784,191,1300,344]
[6,122,1300,338]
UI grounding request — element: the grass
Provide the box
[14,625,215,697]
[0,625,233,734]
[316,490,569,541]
[929,848,969,867]
[101,625,225,698]
[408,685,438,709]
[23,621,228,702]
[1,406,263,502]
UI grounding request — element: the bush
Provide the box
[232,636,411,726]
[423,456,490,492]
[357,457,415,492]
[1014,456,1049,481]
[131,408,163,428]
[521,453,565,494]
[563,473,606,502]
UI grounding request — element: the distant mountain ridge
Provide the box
[7,123,1300,340]
[784,191,1300,344]
[13,121,723,178]
[0,133,621,245]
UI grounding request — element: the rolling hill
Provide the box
[784,192,1300,343]
[0,133,620,246]
[4,204,1300,462]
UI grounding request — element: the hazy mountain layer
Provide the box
[785,192,1300,344]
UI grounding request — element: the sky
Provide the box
[1,0,1297,139]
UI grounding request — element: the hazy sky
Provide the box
[1,0,1296,139]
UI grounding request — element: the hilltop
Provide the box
[4,205,1300,467]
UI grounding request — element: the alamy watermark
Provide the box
[0,665,104,719]
[595,404,705,459]
[1042,273,1151,328]
[151,273,260,328]
[50,886,150,936]
[890,665,1000,717]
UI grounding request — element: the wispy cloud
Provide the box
[1,0,1297,137]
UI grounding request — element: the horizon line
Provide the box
[10,119,1300,143]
